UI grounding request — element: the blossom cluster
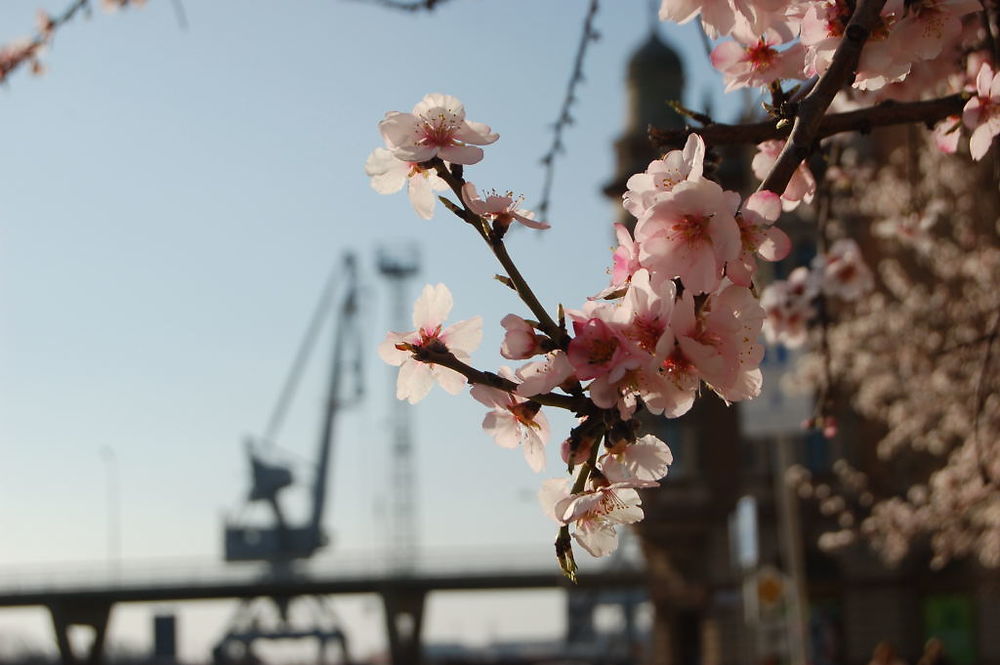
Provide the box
[658,0,999,163]
[783,143,1000,568]
[761,237,874,348]
[371,94,794,570]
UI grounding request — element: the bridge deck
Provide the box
[0,547,646,608]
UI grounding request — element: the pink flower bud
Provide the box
[561,436,593,466]
[500,314,542,360]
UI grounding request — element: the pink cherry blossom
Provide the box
[593,272,704,418]
[567,307,640,383]
[963,63,1000,161]
[588,356,667,420]
[752,140,816,210]
[623,133,706,219]
[552,482,650,557]
[590,224,641,300]
[611,223,642,288]
[599,434,673,485]
[761,268,818,348]
[614,268,676,357]
[893,0,981,63]
[801,0,911,91]
[471,372,550,473]
[515,350,576,398]
[659,0,748,38]
[711,33,806,92]
[728,190,792,287]
[378,283,482,404]
[663,286,765,405]
[499,313,544,360]
[650,346,699,417]
[706,283,766,402]
[378,93,498,165]
[365,147,449,220]
[932,116,962,154]
[818,238,874,300]
[461,183,549,230]
[645,293,703,418]
[635,178,742,294]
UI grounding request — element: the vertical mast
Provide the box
[378,245,420,573]
[309,253,361,535]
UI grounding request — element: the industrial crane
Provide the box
[214,253,363,664]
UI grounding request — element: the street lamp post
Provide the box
[100,446,121,579]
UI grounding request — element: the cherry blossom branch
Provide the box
[537,0,601,218]
[412,345,591,414]
[650,94,966,149]
[348,0,455,11]
[555,427,605,581]
[428,158,570,347]
[489,237,570,348]
[0,0,90,83]
[758,0,888,195]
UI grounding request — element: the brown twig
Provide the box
[651,94,965,151]
[429,158,569,348]
[0,0,91,83]
[758,0,888,196]
[537,0,601,218]
[412,345,591,414]
[346,0,455,11]
[554,426,606,580]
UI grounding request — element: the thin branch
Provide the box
[345,0,455,11]
[555,427,605,580]
[490,236,569,348]
[758,0,888,196]
[429,158,569,347]
[412,345,591,414]
[651,94,965,150]
[1,0,91,83]
[536,0,601,218]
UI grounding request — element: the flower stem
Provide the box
[427,157,568,347]
[414,345,591,414]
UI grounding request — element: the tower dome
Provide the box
[604,31,687,223]
[625,32,686,133]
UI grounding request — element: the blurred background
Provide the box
[0,1,734,662]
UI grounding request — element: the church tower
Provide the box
[604,30,686,229]
[602,28,748,665]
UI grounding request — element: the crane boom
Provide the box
[223,252,363,564]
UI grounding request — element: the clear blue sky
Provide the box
[0,0,740,660]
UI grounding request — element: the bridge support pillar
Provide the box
[48,599,114,665]
[381,588,426,665]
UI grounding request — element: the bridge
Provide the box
[0,546,648,665]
